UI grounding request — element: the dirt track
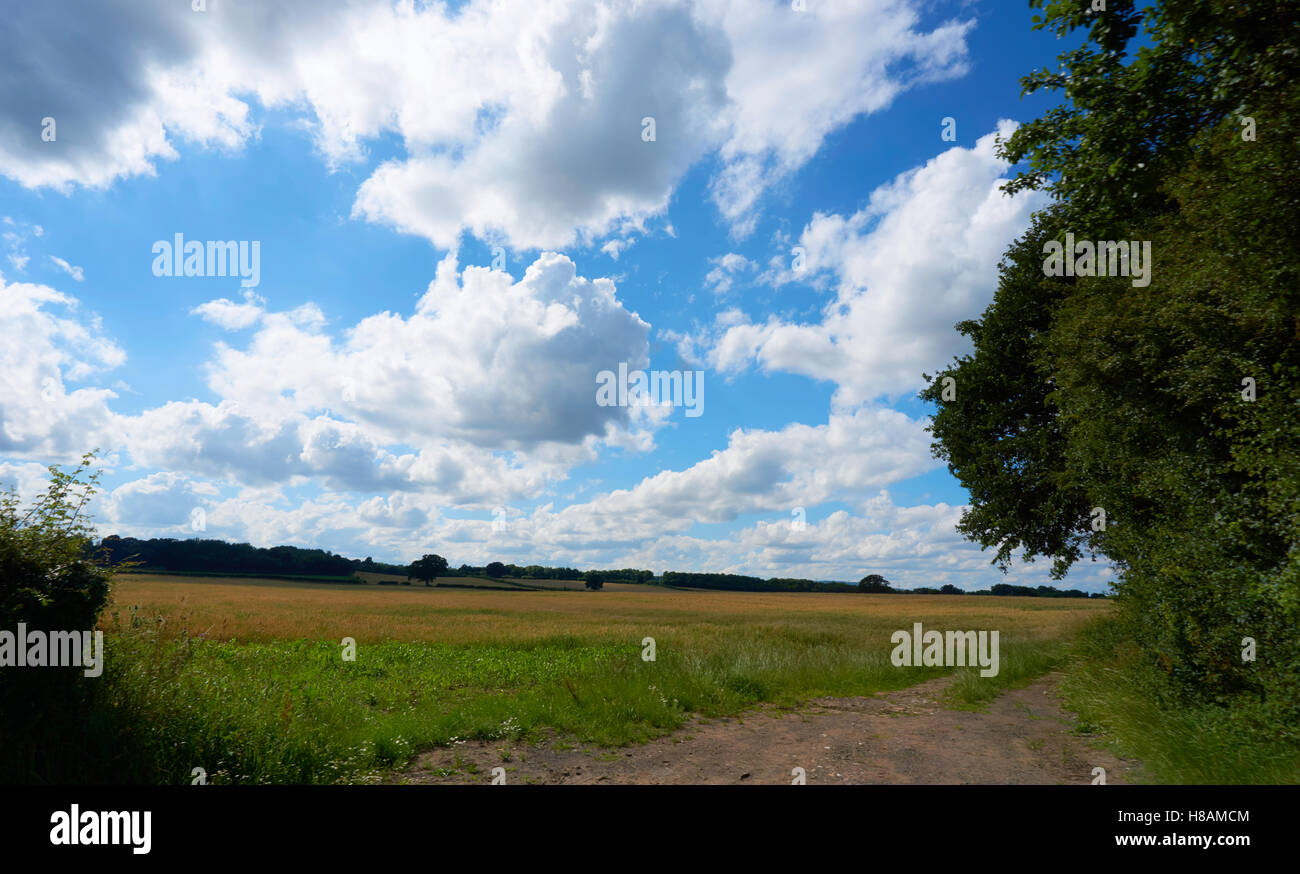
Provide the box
[394,672,1140,785]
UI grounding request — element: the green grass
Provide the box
[84,621,963,783]
[942,638,1072,709]
[1058,618,1300,784]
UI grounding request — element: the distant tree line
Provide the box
[661,571,1102,597]
[99,536,357,577]
[660,571,857,593]
[95,538,664,586]
[458,563,654,583]
[455,562,579,579]
[95,536,1104,598]
[983,583,1101,599]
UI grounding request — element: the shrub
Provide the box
[0,453,115,780]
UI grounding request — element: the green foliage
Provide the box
[1042,91,1300,718]
[661,571,856,593]
[858,574,894,593]
[99,534,359,576]
[923,0,1300,751]
[922,209,1094,578]
[582,571,604,590]
[1,453,111,632]
[408,554,448,586]
[1061,619,1300,784]
[585,568,655,583]
[1001,0,1300,231]
[0,453,115,780]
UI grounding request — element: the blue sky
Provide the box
[0,0,1110,591]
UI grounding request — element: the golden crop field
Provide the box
[107,573,1111,646]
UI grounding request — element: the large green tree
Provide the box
[858,574,894,593]
[922,206,1092,579]
[407,553,448,586]
[922,0,1300,722]
[1000,0,1300,232]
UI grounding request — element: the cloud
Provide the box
[0,277,124,460]
[93,466,1110,590]
[121,401,569,505]
[3,217,43,274]
[93,250,662,505]
[98,469,450,557]
[0,460,58,503]
[702,1,972,235]
[706,123,1048,405]
[703,252,755,295]
[191,290,265,330]
[49,256,85,281]
[352,0,733,250]
[600,239,634,260]
[0,0,972,249]
[1,252,659,504]
[531,405,937,542]
[0,0,262,190]
[102,471,218,533]
[198,251,653,450]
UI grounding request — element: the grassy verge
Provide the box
[942,638,1072,710]
[1058,617,1300,784]
[78,617,958,783]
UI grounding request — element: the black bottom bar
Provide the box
[1,785,1281,860]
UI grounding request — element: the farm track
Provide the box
[395,672,1140,785]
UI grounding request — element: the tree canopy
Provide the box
[922,0,1300,723]
[408,554,448,586]
[858,574,895,593]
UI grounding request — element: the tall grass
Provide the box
[943,638,1072,709]
[1058,618,1300,784]
[83,616,958,783]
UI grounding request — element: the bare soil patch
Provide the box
[395,672,1139,785]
